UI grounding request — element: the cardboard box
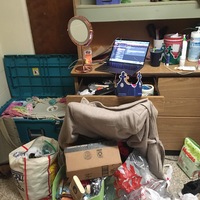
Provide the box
[64,141,122,181]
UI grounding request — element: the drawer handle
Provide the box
[28,128,45,140]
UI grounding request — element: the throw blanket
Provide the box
[58,98,165,179]
[0,118,22,164]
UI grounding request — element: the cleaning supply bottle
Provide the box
[188,26,200,62]
[179,34,188,67]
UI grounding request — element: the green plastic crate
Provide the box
[1,54,77,143]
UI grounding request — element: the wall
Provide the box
[0,0,34,107]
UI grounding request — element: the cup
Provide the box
[153,39,164,50]
[150,49,163,67]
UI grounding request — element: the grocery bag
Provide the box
[9,136,59,200]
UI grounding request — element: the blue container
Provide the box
[1,54,77,143]
[96,0,120,5]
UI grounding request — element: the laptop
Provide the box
[95,39,150,75]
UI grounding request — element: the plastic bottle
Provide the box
[188,26,200,62]
[197,56,200,70]
[179,34,188,67]
[84,47,92,65]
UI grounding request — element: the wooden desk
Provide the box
[71,61,200,92]
[69,61,200,151]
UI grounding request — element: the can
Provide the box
[163,34,183,65]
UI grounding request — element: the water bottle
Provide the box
[188,26,200,62]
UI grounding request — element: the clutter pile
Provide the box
[5,98,200,200]
[1,96,66,120]
[53,145,172,200]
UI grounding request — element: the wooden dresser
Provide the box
[68,0,200,151]
[67,61,200,151]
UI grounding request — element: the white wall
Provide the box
[0,0,35,107]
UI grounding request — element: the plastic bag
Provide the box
[126,186,170,200]
[9,136,59,200]
[114,150,172,199]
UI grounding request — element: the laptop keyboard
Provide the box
[110,62,140,71]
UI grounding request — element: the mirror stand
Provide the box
[68,16,93,73]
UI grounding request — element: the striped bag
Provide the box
[9,136,59,200]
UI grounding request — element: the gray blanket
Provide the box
[58,98,165,179]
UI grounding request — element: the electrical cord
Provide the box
[164,64,197,76]
[67,37,120,69]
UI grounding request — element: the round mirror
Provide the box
[68,16,93,73]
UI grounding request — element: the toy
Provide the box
[116,71,142,96]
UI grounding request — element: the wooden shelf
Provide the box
[74,0,200,22]
[71,60,200,77]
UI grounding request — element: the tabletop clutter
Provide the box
[77,25,200,98]
[147,24,200,69]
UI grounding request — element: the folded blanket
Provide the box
[58,97,165,179]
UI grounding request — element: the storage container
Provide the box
[0,54,77,143]
[96,0,120,5]
[52,165,105,200]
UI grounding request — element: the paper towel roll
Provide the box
[142,84,154,96]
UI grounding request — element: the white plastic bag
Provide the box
[114,150,172,199]
[9,136,59,200]
[127,186,170,200]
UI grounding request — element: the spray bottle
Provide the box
[188,26,200,62]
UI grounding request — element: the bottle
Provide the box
[197,56,200,70]
[188,26,200,62]
[179,34,188,67]
[84,47,92,65]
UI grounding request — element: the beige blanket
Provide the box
[0,118,22,165]
[58,98,165,179]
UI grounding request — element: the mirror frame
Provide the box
[67,15,93,47]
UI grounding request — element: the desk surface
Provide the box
[71,60,200,77]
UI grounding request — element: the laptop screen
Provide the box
[109,39,150,65]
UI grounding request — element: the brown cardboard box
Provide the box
[64,141,122,181]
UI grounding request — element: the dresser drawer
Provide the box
[66,95,165,113]
[157,116,200,150]
[159,97,200,117]
[158,77,200,98]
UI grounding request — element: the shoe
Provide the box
[182,179,200,195]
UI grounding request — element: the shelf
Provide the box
[71,60,200,77]
[73,0,200,22]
